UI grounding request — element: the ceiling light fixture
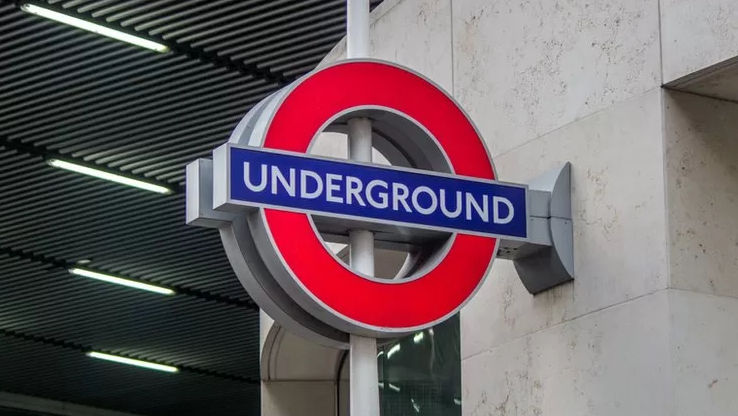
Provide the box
[20,3,169,53]
[413,332,424,344]
[87,352,178,373]
[47,158,172,194]
[386,343,401,359]
[69,267,175,296]
[411,398,420,413]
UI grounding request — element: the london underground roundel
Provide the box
[190,59,528,341]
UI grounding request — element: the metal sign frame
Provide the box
[186,59,575,346]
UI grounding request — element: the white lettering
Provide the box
[300,170,322,199]
[243,162,267,192]
[271,166,295,196]
[439,189,462,218]
[326,173,343,203]
[392,183,412,212]
[412,186,438,215]
[366,180,389,208]
[465,193,489,222]
[346,176,366,206]
[493,196,514,224]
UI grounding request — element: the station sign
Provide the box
[186,59,573,345]
[216,145,527,239]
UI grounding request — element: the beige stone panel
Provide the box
[670,290,738,416]
[462,291,670,416]
[261,381,335,416]
[462,89,667,358]
[661,0,738,83]
[453,0,661,156]
[664,90,738,296]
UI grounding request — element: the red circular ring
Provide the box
[262,61,496,330]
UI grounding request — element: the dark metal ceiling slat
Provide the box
[1,66,248,132]
[76,0,119,14]
[149,0,263,37]
[74,122,232,161]
[191,0,342,49]
[285,63,323,77]
[10,85,268,143]
[131,0,232,32]
[252,34,342,64]
[0,46,156,104]
[117,139,226,171]
[0,26,88,60]
[217,16,345,57]
[120,0,202,27]
[272,54,326,73]
[89,0,147,18]
[103,0,178,22]
[27,109,247,173]
[60,0,95,8]
[0,59,210,122]
[173,0,316,44]
[233,28,343,63]
[261,43,337,68]
[0,0,361,412]
[38,106,244,160]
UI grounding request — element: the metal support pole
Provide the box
[346,1,379,415]
[348,224,378,416]
[346,0,370,59]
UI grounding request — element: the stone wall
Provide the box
[261,0,738,414]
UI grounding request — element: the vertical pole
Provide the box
[348,225,378,416]
[346,1,379,416]
[346,0,370,59]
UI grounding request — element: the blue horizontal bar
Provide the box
[227,146,527,239]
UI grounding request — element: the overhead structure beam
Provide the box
[0,245,259,310]
[0,328,260,384]
[17,0,296,85]
[0,391,145,416]
[0,136,183,194]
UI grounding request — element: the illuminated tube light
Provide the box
[69,268,175,296]
[388,383,401,392]
[386,344,401,359]
[87,352,178,373]
[413,332,424,344]
[20,4,169,53]
[48,159,172,194]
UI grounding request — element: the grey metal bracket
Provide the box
[496,163,574,294]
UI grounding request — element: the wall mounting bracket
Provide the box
[496,163,574,294]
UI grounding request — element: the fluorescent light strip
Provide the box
[69,268,175,296]
[48,159,172,194]
[386,344,401,359]
[87,352,178,373]
[413,332,424,343]
[21,4,168,53]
